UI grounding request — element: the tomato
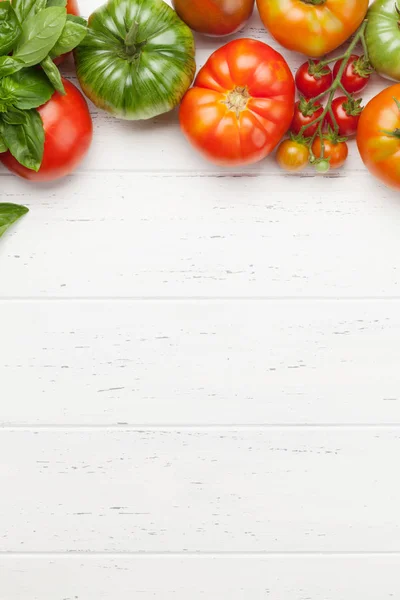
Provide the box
[325,96,363,137]
[295,61,332,98]
[312,137,348,169]
[357,84,400,190]
[276,139,309,172]
[75,0,195,120]
[256,0,369,57]
[172,0,254,36]
[0,80,93,182]
[291,99,323,137]
[179,39,295,166]
[67,0,79,14]
[366,0,400,81]
[333,55,371,94]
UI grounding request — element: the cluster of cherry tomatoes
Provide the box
[277,54,372,173]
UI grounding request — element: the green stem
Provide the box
[125,21,147,57]
[338,81,353,101]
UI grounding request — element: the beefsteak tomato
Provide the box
[75,0,196,120]
[179,39,295,166]
[256,0,368,57]
[357,84,400,190]
[0,80,93,181]
[366,0,400,81]
[172,0,254,36]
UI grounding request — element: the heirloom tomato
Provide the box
[366,0,400,81]
[256,0,369,57]
[0,80,93,182]
[179,39,295,166]
[172,0,255,36]
[357,84,400,190]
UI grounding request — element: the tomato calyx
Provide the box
[289,131,311,146]
[352,55,374,78]
[323,126,347,144]
[301,0,326,5]
[307,60,331,80]
[125,21,148,59]
[223,86,250,118]
[298,96,322,117]
[342,96,363,116]
[380,97,400,139]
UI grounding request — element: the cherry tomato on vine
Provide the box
[276,138,309,172]
[312,137,348,170]
[295,61,333,98]
[333,55,372,94]
[291,99,324,136]
[325,96,363,137]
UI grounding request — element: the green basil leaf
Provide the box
[40,55,65,94]
[2,68,54,110]
[13,0,47,22]
[50,14,87,57]
[0,204,29,239]
[1,109,27,125]
[13,7,67,68]
[47,0,67,6]
[1,109,44,171]
[0,56,24,77]
[0,3,22,55]
[0,134,7,154]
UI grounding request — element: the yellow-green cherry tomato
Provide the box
[366,0,400,81]
[276,139,309,172]
[74,0,196,120]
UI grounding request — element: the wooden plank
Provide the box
[0,429,399,551]
[1,555,399,599]
[0,300,399,425]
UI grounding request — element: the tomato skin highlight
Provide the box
[357,84,400,190]
[0,80,93,182]
[276,139,309,172]
[290,100,323,137]
[295,61,332,98]
[179,39,295,166]
[325,96,361,137]
[312,138,348,170]
[256,0,368,57]
[333,55,370,94]
[172,0,254,36]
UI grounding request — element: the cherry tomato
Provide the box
[276,139,309,172]
[67,0,79,15]
[325,96,363,137]
[312,137,348,170]
[295,61,332,98]
[172,0,254,36]
[291,99,324,137]
[256,0,368,57]
[357,84,400,190]
[333,54,372,94]
[0,80,93,181]
[179,39,295,166]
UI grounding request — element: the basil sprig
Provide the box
[0,203,29,239]
[0,0,87,172]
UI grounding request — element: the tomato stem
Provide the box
[125,21,147,58]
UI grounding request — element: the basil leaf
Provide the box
[0,134,7,154]
[41,55,65,94]
[0,3,22,55]
[2,109,27,125]
[0,204,29,239]
[2,68,54,110]
[13,0,47,22]
[1,109,44,171]
[13,7,67,68]
[50,14,87,58]
[47,0,67,6]
[0,57,23,78]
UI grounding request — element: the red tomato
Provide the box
[179,39,295,166]
[325,96,363,137]
[172,0,254,36]
[333,55,371,94]
[0,80,93,182]
[291,99,324,136]
[67,0,79,14]
[295,61,332,98]
[312,137,348,169]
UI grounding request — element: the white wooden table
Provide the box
[1,1,400,597]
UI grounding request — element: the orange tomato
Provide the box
[312,137,348,169]
[276,139,309,172]
[256,0,369,57]
[172,0,254,36]
[357,84,400,190]
[179,39,295,166]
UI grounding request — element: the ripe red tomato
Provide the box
[172,0,254,36]
[276,138,309,172]
[67,0,79,14]
[295,61,332,98]
[333,55,371,94]
[179,39,295,166]
[0,80,93,182]
[291,99,324,136]
[312,137,348,169]
[325,96,363,137]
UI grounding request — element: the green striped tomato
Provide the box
[74,0,196,120]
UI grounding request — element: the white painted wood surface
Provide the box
[1,0,400,597]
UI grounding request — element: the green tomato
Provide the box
[366,0,400,81]
[74,0,196,120]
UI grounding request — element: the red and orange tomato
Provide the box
[179,39,295,166]
[172,0,254,36]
